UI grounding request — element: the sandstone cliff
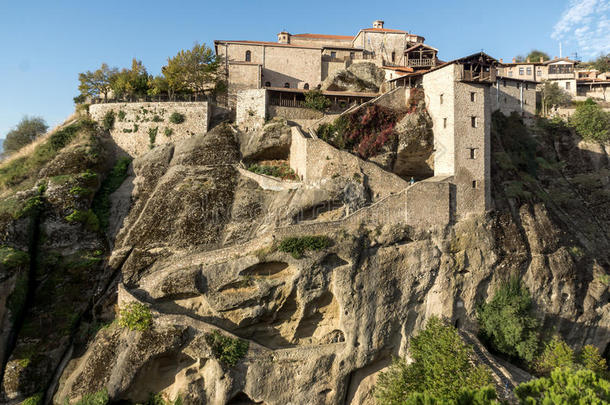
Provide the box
[0,110,608,405]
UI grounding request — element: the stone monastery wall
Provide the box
[89,102,210,157]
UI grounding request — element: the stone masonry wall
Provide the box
[491,78,537,121]
[89,102,210,157]
[423,64,456,176]
[236,89,268,132]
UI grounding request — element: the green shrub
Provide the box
[0,246,29,269]
[0,120,83,189]
[169,112,185,124]
[477,279,540,363]
[317,105,399,159]
[17,195,44,218]
[304,89,331,112]
[535,336,608,377]
[247,163,298,180]
[535,336,575,375]
[133,124,139,132]
[152,115,163,122]
[400,387,499,404]
[204,330,249,367]
[515,368,610,404]
[21,393,43,405]
[117,110,126,121]
[374,317,493,404]
[569,102,610,142]
[278,235,331,259]
[65,209,100,232]
[101,110,115,131]
[69,185,93,198]
[92,157,131,231]
[148,127,158,149]
[164,128,173,137]
[118,302,152,331]
[74,388,109,405]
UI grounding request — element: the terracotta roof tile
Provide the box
[292,33,354,40]
[361,28,408,33]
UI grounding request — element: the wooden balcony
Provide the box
[461,69,496,83]
[407,58,436,67]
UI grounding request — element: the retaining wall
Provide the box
[89,102,210,157]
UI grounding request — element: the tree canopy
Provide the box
[540,81,571,116]
[78,63,118,102]
[162,43,223,99]
[515,368,610,404]
[527,50,550,62]
[477,279,540,364]
[569,100,610,143]
[590,54,610,73]
[75,44,224,103]
[535,335,608,377]
[374,317,493,404]
[3,116,48,155]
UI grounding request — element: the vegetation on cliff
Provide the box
[375,317,494,404]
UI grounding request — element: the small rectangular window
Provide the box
[471,116,477,128]
[440,94,444,104]
[526,67,532,75]
[519,67,524,75]
[443,118,447,128]
[469,148,477,159]
[472,180,478,189]
[503,80,506,87]
[330,51,337,58]
[566,82,571,90]
[470,92,476,102]
[525,83,529,90]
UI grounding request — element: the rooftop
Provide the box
[292,33,355,40]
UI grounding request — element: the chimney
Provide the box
[499,58,503,63]
[526,57,530,63]
[512,57,516,63]
[540,56,544,62]
[373,20,384,29]
[277,31,291,44]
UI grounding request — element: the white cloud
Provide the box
[552,0,610,57]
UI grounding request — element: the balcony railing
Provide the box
[461,70,496,83]
[406,59,436,67]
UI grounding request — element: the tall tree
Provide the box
[162,43,223,100]
[540,81,571,116]
[3,116,48,155]
[526,50,550,62]
[78,63,118,102]
[569,101,610,142]
[374,317,493,404]
[111,59,150,101]
[591,54,610,73]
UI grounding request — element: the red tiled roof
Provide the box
[292,33,354,40]
[382,66,414,73]
[214,40,321,49]
[361,28,408,33]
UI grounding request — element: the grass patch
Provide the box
[118,302,152,331]
[65,209,100,232]
[0,119,92,190]
[204,330,249,367]
[278,235,331,259]
[21,393,43,405]
[92,157,132,231]
[0,246,29,269]
[247,162,298,180]
[169,112,185,124]
[74,388,109,405]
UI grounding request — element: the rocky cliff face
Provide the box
[0,111,608,405]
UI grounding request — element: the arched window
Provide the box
[303,83,309,90]
[264,81,271,87]
[284,82,290,88]
[391,52,396,62]
[245,50,251,62]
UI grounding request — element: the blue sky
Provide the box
[1,0,609,139]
